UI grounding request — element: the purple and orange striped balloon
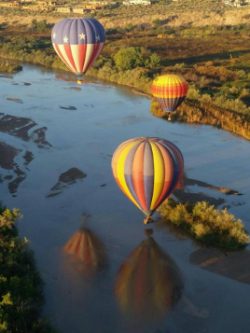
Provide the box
[111,137,184,221]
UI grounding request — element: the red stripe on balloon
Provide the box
[78,44,87,73]
[85,43,103,73]
[64,44,78,73]
[53,43,74,73]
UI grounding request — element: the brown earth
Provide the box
[1,6,250,29]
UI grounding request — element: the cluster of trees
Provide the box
[0,208,55,333]
[113,47,161,70]
[159,199,250,249]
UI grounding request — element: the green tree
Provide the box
[113,47,144,71]
[146,53,161,69]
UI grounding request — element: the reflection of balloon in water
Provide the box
[51,17,105,76]
[115,230,183,320]
[111,137,184,223]
[64,228,106,272]
[151,74,188,113]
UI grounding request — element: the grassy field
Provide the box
[0,1,250,138]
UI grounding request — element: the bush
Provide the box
[145,53,161,69]
[159,199,250,249]
[31,20,50,33]
[113,47,144,71]
[0,208,56,333]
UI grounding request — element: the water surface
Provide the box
[0,65,250,333]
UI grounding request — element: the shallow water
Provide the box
[0,65,250,333]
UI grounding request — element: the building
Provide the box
[224,0,250,7]
[123,0,151,5]
[56,6,72,13]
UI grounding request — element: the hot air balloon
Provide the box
[151,74,188,118]
[115,229,183,321]
[51,17,105,77]
[64,227,106,274]
[111,137,184,223]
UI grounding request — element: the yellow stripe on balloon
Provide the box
[114,140,142,211]
[149,142,165,211]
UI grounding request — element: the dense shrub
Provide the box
[113,47,144,70]
[0,208,56,333]
[159,199,250,249]
[30,20,50,33]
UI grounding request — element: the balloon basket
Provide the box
[143,215,154,225]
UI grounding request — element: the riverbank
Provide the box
[0,15,250,141]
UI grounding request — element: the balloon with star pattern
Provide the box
[51,17,105,76]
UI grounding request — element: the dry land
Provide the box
[0,0,250,139]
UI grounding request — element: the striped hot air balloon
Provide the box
[51,17,105,76]
[111,137,184,223]
[115,230,183,321]
[151,74,188,113]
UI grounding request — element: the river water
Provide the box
[0,65,250,333]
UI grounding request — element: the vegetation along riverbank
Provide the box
[1,3,250,139]
[158,199,250,250]
[0,207,56,333]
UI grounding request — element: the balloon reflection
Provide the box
[115,229,183,322]
[64,227,106,275]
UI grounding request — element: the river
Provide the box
[0,65,250,333]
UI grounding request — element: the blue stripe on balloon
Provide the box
[52,18,105,44]
[158,96,185,112]
[124,142,140,207]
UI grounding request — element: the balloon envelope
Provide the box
[115,233,183,320]
[151,74,188,112]
[111,137,184,217]
[51,17,105,75]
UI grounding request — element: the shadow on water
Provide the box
[63,225,107,277]
[190,247,250,285]
[115,229,183,324]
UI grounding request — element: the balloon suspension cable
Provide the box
[76,74,84,85]
[143,215,154,225]
[144,228,153,238]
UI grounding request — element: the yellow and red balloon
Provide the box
[151,74,188,113]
